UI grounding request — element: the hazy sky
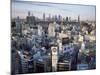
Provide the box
[12,0,96,21]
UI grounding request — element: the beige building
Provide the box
[48,22,56,37]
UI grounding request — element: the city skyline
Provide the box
[11,1,96,74]
[12,0,96,21]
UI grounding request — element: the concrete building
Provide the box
[11,50,22,74]
[15,16,22,34]
[43,13,46,21]
[18,51,33,73]
[62,43,74,54]
[51,46,58,72]
[57,62,71,71]
[26,11,35,27]
[48,23,56,37]
[38,25,43,36]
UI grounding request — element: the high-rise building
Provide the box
[48,14,51,21]
[78,15,80,22]
[38,25,43,36]
[11,50,22,74]
[26,11,35,26]
[54,15,57,21]
[66,16,68,21]
[51,46,58,72]
[43,13,45,21]
[48,23,55,37]
[15,16,22,34]
[58,15,61,21]
[28,11,30,16]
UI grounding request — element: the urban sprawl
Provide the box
[11,11,96,74]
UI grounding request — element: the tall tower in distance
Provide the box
[49,14,51,21]
[16,16,22,34]
[43,13,45,21]
[78,15,80,22]
[28,11,31,16]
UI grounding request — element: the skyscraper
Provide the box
[15,16,22,34]
[28,11,30,16]
[43,13,46,21]
[51,47,58,72]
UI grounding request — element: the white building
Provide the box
[78,34,84,42]
[48,22,56,37]
[38,25,43,36]
[57,38,63,54]
[51,46,58,72]
[81,42,85,51]
[31,26,38,35]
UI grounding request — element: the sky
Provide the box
[12,0,96,21]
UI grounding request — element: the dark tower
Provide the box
[78,15,80,22]
[43,13,45,21]
[28,11,31,16]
